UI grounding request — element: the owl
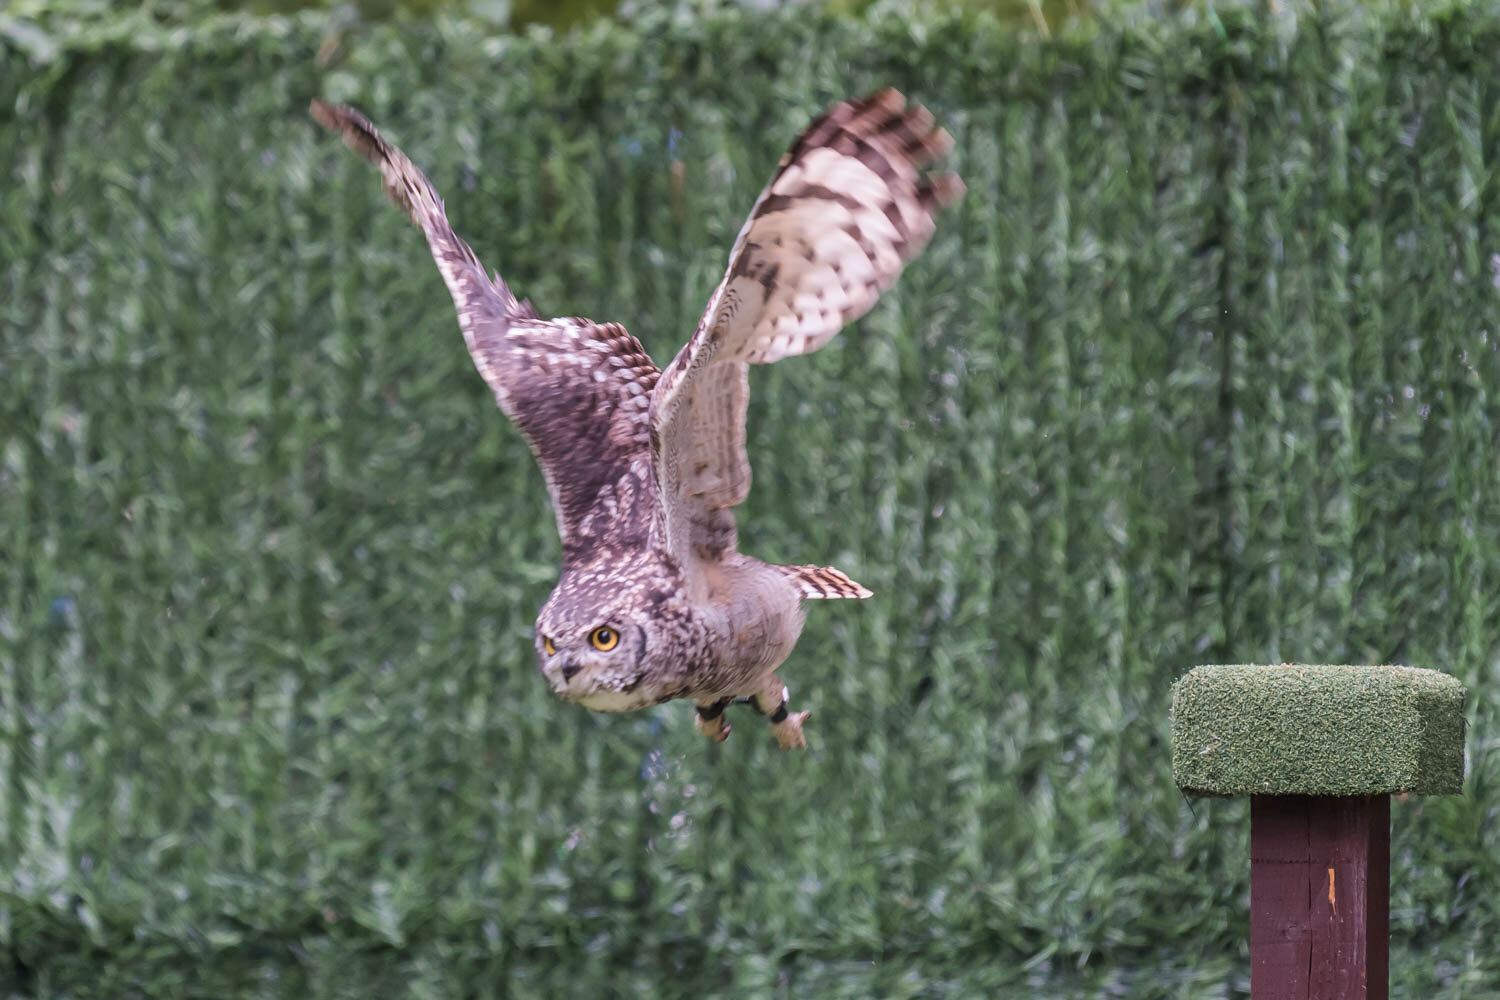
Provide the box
[312,90,961,749]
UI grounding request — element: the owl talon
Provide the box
[773,710,810,751]
[697,716,731,742]
[695,698,733,743]
[752,675,809,751]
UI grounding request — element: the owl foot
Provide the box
[752,676,810,751]
[694,697,733,743]
[771,706,811,751]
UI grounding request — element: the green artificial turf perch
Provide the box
[1172,665,1466,797]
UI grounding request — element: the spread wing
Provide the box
[312,101,660,554]
[649,89,963,567]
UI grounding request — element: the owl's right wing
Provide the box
[649,89,962,569]
[313,102,660,552]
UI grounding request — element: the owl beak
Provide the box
[549,653,583,695]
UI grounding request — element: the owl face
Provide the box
[534,560,696,716]
[533,612,651,712]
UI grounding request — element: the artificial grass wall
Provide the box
[3,3,1499,996]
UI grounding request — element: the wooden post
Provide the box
[1250,795,1390,999]
[1170,664,1466,1000]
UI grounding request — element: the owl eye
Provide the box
[589,626,619,652]
[543,636,556,656]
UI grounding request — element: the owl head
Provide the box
[533,566,671,712]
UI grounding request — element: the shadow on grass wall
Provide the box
[2,3,1498,996]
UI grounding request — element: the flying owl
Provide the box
[312,90,961,750]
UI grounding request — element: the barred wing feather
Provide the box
[312,101,661,553]
[650,89,963,566]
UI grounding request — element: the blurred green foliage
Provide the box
[3,1,1499,997]
[0,0,1295,45]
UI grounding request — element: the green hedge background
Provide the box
[3,3,1499,996]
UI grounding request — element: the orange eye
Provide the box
[543,636,556,656]
[589,626,619,652]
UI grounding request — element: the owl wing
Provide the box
[649,89,963,567]
[313,102,660,552]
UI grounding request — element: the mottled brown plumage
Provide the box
[312,91,961,749]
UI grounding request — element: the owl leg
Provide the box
[751,673,810,751]
[694,697,733,743]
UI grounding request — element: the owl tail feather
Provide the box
[778,563,873,600]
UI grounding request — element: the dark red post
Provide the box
[1250,795,1390,999]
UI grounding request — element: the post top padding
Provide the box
[1171,664,1465,798]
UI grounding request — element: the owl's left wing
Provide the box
[649,89,963,567]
